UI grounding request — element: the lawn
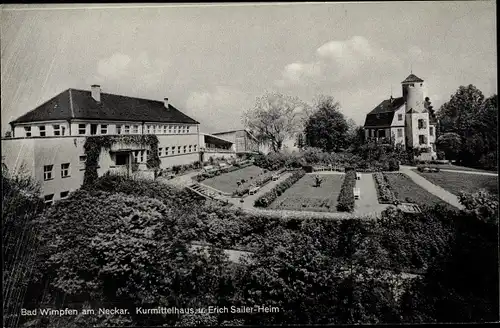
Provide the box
[201,165,264,194]
[268,174,344,212]
[422,163,495,173]
[413,170,498,196]
[384,173,457,210]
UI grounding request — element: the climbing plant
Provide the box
[82,135,161,187]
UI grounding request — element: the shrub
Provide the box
[373,173,396,203]
[337,170,356,212]
[388,159,400,171]
[254,170,306,207]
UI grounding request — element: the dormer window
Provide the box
[398,114,403,121]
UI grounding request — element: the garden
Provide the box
[197,165,263,194]
[413,170,498,196]
[267,173,345,212]
[382,173,458,210]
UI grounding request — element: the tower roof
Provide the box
[401,74,424,83]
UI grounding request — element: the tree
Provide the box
[304,96,350,152]
[244,92,308,152]
[435,132,462,161]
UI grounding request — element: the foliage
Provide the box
[83,135,161,187]
[304,96,350,152]
[2,170,45,328]
[373,173,396,204]
[337,170,356,212]
[437,86,497,169]
[244,92,308,152]
[254,170,306,207]
[435,132,461,161]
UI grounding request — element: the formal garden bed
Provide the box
[255,172,345,212]
[383,173,458,210]
[413,170,499,196]
[373,172,396,204]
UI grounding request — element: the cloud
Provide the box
[185,86,252,133]
[92,52,171,94]
[275,36,402,88]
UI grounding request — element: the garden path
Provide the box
[355,173,391,214]
[158,171,199,188]
[400,166,465,210]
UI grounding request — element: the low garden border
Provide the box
[254,170,306,207]
[336,170,356,212]
[373,172,396,204]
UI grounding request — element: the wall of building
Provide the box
[1,138,36,177]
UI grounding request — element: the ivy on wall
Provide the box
[82,135,161,187]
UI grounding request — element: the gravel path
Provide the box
[400,166,465,210]
[355,173,390,214]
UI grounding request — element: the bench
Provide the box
[249,186,260,195]
[353,188,360,200]
[356,173,361,180]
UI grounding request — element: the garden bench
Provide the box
[272,174,280,181]
[353,188,360,200]
[249,186,260,195]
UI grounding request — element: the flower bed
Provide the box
[195,162,253,183]
[336,170,356,212]
[233,169,283,197]
[254,170,306,207]
[373,173,396,204]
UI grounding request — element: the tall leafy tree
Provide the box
[243,92,308,152]
[435,132,462,161]
[304,96,350,152]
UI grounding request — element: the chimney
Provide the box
[91,85,101,102]
[164,97,169,109]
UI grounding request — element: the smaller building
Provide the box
[211,129,260,154]
[199,133,236,163]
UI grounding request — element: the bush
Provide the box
[254,170,306,207]
[373,173,396,203]
[337,170,356,212]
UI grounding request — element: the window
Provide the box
[429,126,434,136]
[420,83,423,87]
[174,126,178,134]
[43,165,53,180]
[397,128,403,138]
[101,124,108,135]
[79,155,86,165]
[186,126,191,133]
[115,153,128,166]
[44,194,54,205]
[171,147,175,155]
[53,125,61,136]
[61,126,66,136]
[398,114,403,121]
[189,145,192,152]
[61,163,70,178]
[163,125,167,134]
[194,145,197,152]
[419,135,426,145]
[156,125,161,134]
[39,126,46,137]
[116,125,122,134]
[418,119,426,129]
[132,125,139,134]
[24,126,31,137]
[123,125,130,134]
[165,147,169,155]
[183,146,187,153]
[410,83,415,87]
[78,124,86,135]
[90,124,98,135]
[158,148,163,156]
[60,191,69,199]
[169,125,172,133]
[177,146,181,154]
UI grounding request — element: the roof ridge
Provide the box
[72,88,169,104]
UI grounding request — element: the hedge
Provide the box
[373,172,396,204]
[336,170,356,212]
[254,170,306,207]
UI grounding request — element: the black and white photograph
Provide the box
[1,2,498,327]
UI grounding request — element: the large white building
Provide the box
[363,74,437,160]
[1,85,236,204]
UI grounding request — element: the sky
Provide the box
[1,2,497,136]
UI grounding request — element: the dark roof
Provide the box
[10,89,199,124]
[401,74,424,83]
[364,97,405,128]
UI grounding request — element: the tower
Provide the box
[402,74,431,157]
